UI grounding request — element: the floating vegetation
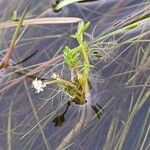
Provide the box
[0,0,149,150]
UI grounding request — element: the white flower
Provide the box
[51,73,59,79]
[32,78,46,93]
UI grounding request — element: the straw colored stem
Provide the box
[0,17,82,29]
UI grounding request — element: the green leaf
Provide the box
[63,46,81,68]
[12,10,18,21]
[72,21,90,44]
[80,22,90,33]
[77,20,84,34]
[10,2,31,48]
[77,21,90,34]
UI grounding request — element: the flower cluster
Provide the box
[51,73,59,79]
[32,78,46,93]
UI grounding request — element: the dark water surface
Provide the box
[0,0,149,150]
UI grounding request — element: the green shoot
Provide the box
[72,21,90,44]
[39,21,91,105]
[63,46,81,68]
[12,10,19,22]
[0,2,30,69]
[91,13,150,44]
[10,3,30,48]
[63,21,91,95]
[30,20,103,130]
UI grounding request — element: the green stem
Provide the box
[56,78,77,89]
[58,78,86,104]
[45,79,58,85]
[0,3,30,69]
[82,42,90,77]
[45,78,79,94]
[45,78,77,91]
[10,3,30,48]
[79,42,90,93]
[90,14,150,45]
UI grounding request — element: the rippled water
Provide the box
[0,0,149,150]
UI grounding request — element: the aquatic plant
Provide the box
[0,0,149,150]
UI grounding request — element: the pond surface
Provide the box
[0,0,149,150]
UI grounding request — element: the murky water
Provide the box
[0,0,149,150]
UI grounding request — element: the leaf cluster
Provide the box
[63,21,90,68]
[63,46,81,68]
